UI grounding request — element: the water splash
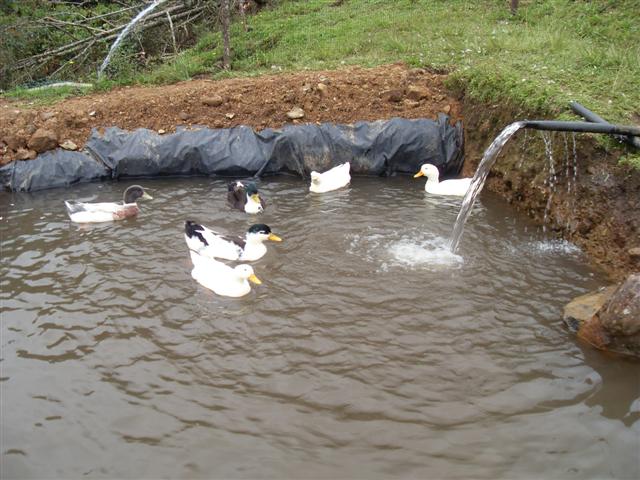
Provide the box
[388,237,463,269]
[449,121,525,253]
[98,0,169,78]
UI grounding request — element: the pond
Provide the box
[1,177,638,479]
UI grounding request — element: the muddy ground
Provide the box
[1,63,638,280]
[0,64,460,163]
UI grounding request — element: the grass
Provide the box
[3,0,640,127]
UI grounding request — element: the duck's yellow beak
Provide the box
[251,194,261,202]
[142,192,154,200]
[413,171,424,178]
[268,233,282,242]
[249,274,262,285]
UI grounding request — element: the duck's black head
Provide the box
[123,185,152,204]
[245,182,259,196]
[184,220,208,245]
[247,223,271,235]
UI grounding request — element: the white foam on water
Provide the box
[347,231,463,271]
[506,238,582,257]
[388,236,464,269]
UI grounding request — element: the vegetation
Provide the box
[2,0,639,129]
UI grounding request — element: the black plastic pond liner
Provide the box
[0,150,110,192]
[0,115,464,192]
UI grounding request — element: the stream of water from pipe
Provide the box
[449,121,525,252]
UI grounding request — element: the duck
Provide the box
[309,162,351,193]
[189,250,262,297]
[414,163,472,197]
[227,181,265,213]
[184,220,282,261]
[64,185,153,223]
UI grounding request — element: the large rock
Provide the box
[563,274,640,357]
[598,274,640,337]
[27,128,58,153]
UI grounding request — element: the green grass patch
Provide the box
[2,84,94,106]
[3,0,639,130]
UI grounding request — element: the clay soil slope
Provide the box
[0,64,460,164]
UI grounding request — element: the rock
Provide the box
[286,107,305,120]
[563,287,616,333]
[564,275,640,358]
[406,84,429,101]
[386,89,403,103]
[27,128,58,153]
[88,110,96,117]
[40,111,56,121]
[225,113,235,119]
[203,95,224,107]
[598,274,640,338]
[3,133,26,151]
[402,99,420,108]
[158,129,166,135]
[24,124,37,136]
[443,104,451,114]
[14,148,37,161]
[317,83,328,97]
[60,140,78,151]
[628,247,640,259]
[178,112,190,121]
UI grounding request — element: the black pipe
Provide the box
[522,120,640,137]
[570,101,640,148]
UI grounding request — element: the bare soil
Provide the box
[0,64,460,163]
[1,63,638,280]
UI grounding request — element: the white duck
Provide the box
[309,162,351,193]
[189,250,261,297]
[414,163,472,196]
[184,220,282,261]
[64,185,153,223]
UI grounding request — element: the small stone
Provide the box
[203,95,224,107]
[403,99,420,108]
[40,111,56,121]
[317,83,328,96]
[88,110,96,117]
[178,112,190,121]
[14,148,37,161]
[386,89,403,103]
[302,83,313,93]
[443,104,451,114]
[225,113,235,119]
[628,247,640,259]
[27,128,58,153]
[60,140,78,151]
[406,84,429,101]
[286,107,305,120]
[158,129,166,134]
[3,133,26,151]
[24,125,37,135]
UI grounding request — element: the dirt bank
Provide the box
[462,100,640,281]
[1,63,638,279]
[0,64,460,164]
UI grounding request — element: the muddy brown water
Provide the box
[1,177,638,479]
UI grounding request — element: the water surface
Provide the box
[1,177,638,479]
